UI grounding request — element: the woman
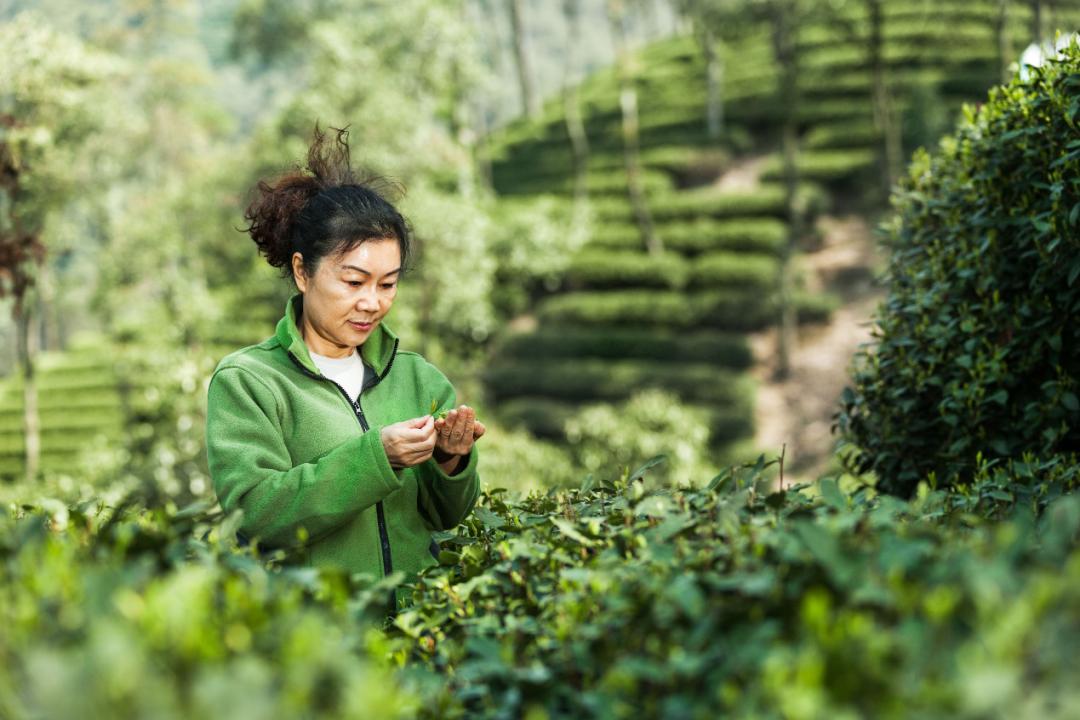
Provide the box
[205,126,484,598]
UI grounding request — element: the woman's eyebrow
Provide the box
[340,264,402,276]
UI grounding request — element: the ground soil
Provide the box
[712,157,887,480]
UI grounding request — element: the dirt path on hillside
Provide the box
[749,214,886,481]
[713,155,770,192]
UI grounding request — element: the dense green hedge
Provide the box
[588,218,787,256]
[590,183,827,225]
[838,44,1080,497]
[536,289,836,332]
[687,251,778,291]
[565,250,687,290]
[484,358,753,406]
[759,149,877,185]
[5,452,1080,718]
[498,396,753,444]
[493,327,753,369]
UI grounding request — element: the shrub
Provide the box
[759,149,877,185]
[536,290,701,327]
[661,218,788,255]
[494,327,754,369]
[587,218,786,256]
[590,183,827,225]
[688,251,778,291]
[837,44,1080,497]
[564,390,719,486]
[498,394,754,447]
[484,358,754,406]
[565,249,687,289]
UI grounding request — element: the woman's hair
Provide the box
[242,124,412,280]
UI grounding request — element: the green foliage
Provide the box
[565,250,688,290]
[838,44,1080,496]
[484,358,754,406]
[759,148,877,185]
[0,498,418,719]
[499,394,754,447]
[687,251,778,291]
[564,390,719,486]
[588,217,788,255]
[494,327,753,368]
[393,452,1080,719]
[536,288,835,332]
[4,448,1080,718]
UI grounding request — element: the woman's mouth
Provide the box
[349,320,375,332]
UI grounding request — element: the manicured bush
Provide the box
[494,327,754,369]
[497,393,754,447]
[687,251,778,291]
[588,218,788,257]
[484,357,753,406]
[696,289,837,332]
[838,44,1080,496]
[497,397,577,439]
[590,183,828,225]
[661,218,788,255]
[565,249,687,289]
[759,149,877,185]
[536,290,702,327]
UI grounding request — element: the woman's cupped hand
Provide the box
[380,406,486,469]
[434,405,486,457]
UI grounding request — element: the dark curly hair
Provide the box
[242,123,412,280]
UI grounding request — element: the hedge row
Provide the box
[589,183,827,225]
[494,327,753,369]
[537,289,837,332]
[0,408,124,433]
[564,249,687,290]
[688,252,778,291]
[497,395,754,444]
[759,149,878,185]
[587,218,788,256]
[564,249,778,291]
[496,168,675,198]
[484,358,754,406]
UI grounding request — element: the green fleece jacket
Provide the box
[206,292,480,585]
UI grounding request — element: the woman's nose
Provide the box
[355,285,379,309]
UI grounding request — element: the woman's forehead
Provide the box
[333,238,401,272]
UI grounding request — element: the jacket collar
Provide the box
[275,292,399,378]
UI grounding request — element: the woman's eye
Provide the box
[381,283,397,289]
[347,281,363,287]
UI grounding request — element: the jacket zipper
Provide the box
[285,340,399,580]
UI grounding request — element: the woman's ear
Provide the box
[291,252,308,292]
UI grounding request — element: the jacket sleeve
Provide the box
[413,362,481,531]
[206,366,403,549]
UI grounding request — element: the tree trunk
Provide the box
[15,295,40,483]
[608,0,661,256]
[508,0,539,119]
[867,0,900,199]
[699,23,724,141]
[562,0,590,217]
[996,0,1013,82]
[1031,0,1043,43]
[473,103,494,191]
[772,3,799,381]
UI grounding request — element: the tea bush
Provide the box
[493,327,753,369]
[4,452,1080,718]
[838,44,1080,496]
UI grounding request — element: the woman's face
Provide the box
[292,238,401,358]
